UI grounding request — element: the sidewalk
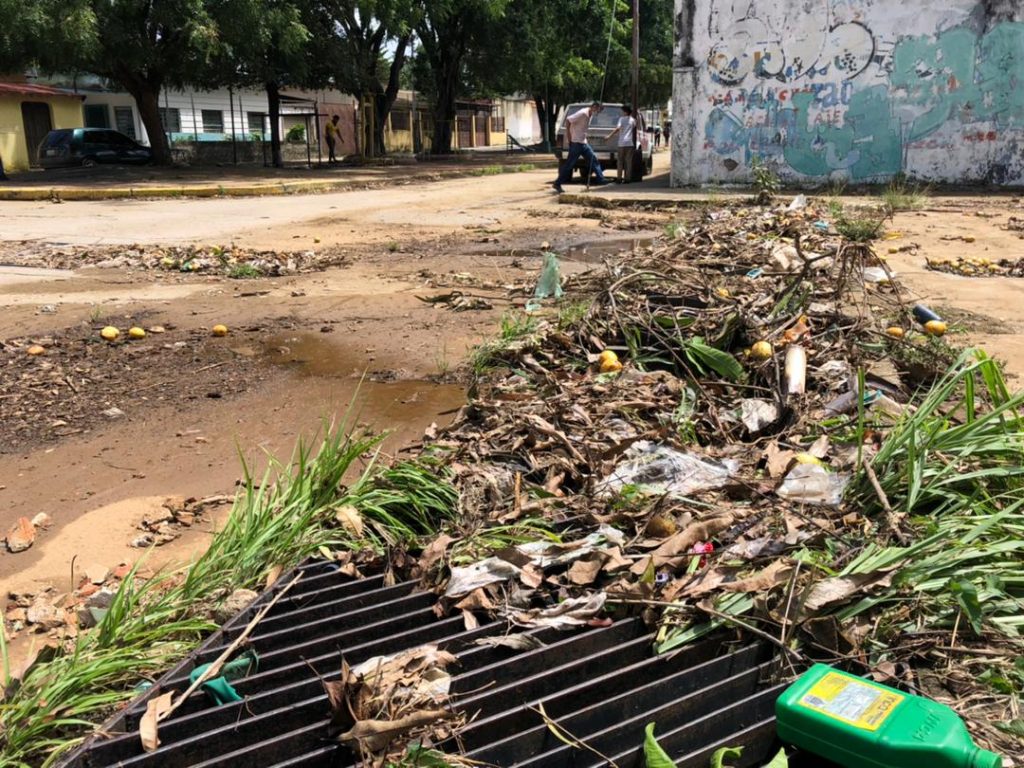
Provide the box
[0,156,556,201]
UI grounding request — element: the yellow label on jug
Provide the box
[798,671,905,731]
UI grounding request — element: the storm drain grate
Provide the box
[60,561,796,768]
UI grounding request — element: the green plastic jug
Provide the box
[776,664,1002,768]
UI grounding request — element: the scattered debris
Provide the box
[5,516,36,552]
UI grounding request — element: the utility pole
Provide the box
[631,0,640,116]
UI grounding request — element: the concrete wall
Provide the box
[672,0,1024,186]
[0,94,83,171]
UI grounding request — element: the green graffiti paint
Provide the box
[783,86,901,180]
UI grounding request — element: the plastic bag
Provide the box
[776,464,850,506]
[526,252,564,311]
[599,441,739,498]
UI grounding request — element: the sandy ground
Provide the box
[1,167,1022,647]
[879,198,1024,379]
[0,167,669,600]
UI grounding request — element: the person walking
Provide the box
[654,125,661,149]
[607,105,637,183]
[551,102,609,193]
[325,114,340,163]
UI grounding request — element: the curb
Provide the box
[0,161,556,202]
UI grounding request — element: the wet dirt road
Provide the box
[0,168,667,593]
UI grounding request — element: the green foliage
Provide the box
[0,419,460,766]
[880,175,929,213]
[682,337,743,381]
[471,310,538,374]
[710,746,743,768]
[834,210,886,241]
[643,722,675,768]
[228,263,261,279]
[286,123,306,142]
[749,157,780,205]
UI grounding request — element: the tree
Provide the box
[74,0,222,164]
[416,0,506,155]
[209,0,330,167]
[322,0,418,156]
[0,0,95,75]
[468,0,672,149]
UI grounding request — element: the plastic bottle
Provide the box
[776,664,1002,768]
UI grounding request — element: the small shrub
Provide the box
[834,210,886,241]
[749,157,780,205]
[228,263,261,279]
[881,175,929,213]
[286,124,305,142]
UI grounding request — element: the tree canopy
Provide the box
[2,0,673,162]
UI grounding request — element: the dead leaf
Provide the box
[334,505,364,537]
[419,534,454,571]
[664,566,740,601]
[807,434,830,459]
[798,571,895,621]
[765,443,796,479]
[721,559,794,593]
[140,691,173,752]
[567,555,606,586]
[462,609,479,630]
[473,633,544,651]
[519,563,544,588]
[338,709,451,752]
[631,514,736,574]
[454,588,496,612]
[599,546,632,573]
[264,564,283,589]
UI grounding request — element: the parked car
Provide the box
[553,103,653,181]
[37,128,153,169]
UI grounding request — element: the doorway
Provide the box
[21,102,53,167]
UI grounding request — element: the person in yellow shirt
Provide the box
[325,114,340,163]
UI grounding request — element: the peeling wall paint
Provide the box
[671,0,1024,186]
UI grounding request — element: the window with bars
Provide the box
[491,116,505,132]
[158,107,181,133]
[247,111,267,137]
[201,109,224,133]
[114,106,136,139]
[390,110,411,131]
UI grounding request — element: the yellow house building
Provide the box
[0,81,84,173]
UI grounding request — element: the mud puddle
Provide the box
[562,237,655,263]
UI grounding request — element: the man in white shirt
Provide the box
[552,102,609,193]
[607,105,637,183]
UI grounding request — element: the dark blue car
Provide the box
[37,128,153,168]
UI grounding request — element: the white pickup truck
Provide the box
[553,103,653,182]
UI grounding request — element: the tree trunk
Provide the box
[266,81,283,168]
[373,33,411,156]
[532,95,562,151]
[132,85,171,165]
[430,57,460,155]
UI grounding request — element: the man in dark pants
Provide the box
[551,102,609,193]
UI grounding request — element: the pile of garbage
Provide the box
[395,200,1022,759]
[0,242,345,277]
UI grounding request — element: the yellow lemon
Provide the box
[211,324,229,337]
[600,359,623,373]
[598,350,618,365]
[128,327,146,340]
[885,326,905,339]
[100,326,120,342]
[795,453,824,466]
[924,320,947,337]
[750,341,773,360]
[27,344,46,356]
[716,287,731,298]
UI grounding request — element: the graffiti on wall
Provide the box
[700,0,1024,182]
